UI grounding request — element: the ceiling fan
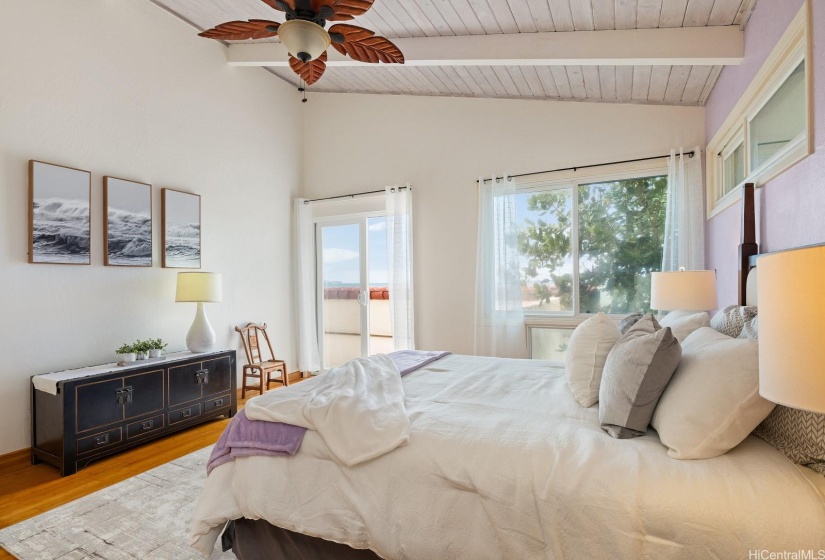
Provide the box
[199,0,404,86]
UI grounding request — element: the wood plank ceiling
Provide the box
[148,0,756,105]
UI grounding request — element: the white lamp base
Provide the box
[186,302,216,353]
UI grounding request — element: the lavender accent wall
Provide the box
[705,0,824,306]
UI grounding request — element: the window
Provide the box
[749,61,806,170]
[721,133,745,197]
[516,173,667,318]
[707,3,810,217]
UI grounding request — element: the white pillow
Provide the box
[658,310,710,343]
[652,327,775,459]
[564,312,620,407]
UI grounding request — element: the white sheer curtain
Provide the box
[294,198,320,373]
[385,185,415,350]
[474,175,527,358]
[662,147,705,272]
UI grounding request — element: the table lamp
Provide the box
[758,246,825,413]
[650,269,718,311]
[176,272,223,353]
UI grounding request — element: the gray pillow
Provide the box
[617,313,643,334]
[599,314,682,439]
[753,406,825,475]
[711,305,758,338]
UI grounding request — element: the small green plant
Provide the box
[133,339,152,353]
[116,343,134,355]
[149,338,168,351]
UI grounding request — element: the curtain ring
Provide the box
[303,200,309,205]
[390,187,396,192]
[496,177,501,183]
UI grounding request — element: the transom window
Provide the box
[707,3,810,217]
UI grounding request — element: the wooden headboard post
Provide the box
[738,183,758,305]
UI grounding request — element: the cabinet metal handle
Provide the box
[214,399,224,407]
[141,420,153,430]
[181,408,192,418]
[195,369,210,385]
[95,434,109,446]
[115,386,134,405]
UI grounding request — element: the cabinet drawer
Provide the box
[126,415,164,439]
[204,394,230,413]
[168,403,202,425]
[77,427,122,455]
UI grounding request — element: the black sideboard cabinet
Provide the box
[32,350,237,476]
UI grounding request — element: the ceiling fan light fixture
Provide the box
[278,19,331,63]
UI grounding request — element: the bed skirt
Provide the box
[226,519,383,560]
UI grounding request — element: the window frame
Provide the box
[706,1,812,219]
[514,161,669,344]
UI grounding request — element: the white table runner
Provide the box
[32,349,233,396]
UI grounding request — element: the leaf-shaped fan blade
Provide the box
[328,24,404,64]
[289,52,328,85]
[259,0,296,12]
[312,0,376,21]
[199,20,280,41]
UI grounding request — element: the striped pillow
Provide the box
[754,407,825,475]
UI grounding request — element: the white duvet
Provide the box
[191,355,825,559]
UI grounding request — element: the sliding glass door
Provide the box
[316,215,392,369]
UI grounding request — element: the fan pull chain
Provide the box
[297,77,308,103]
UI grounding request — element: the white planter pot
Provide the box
[136,352,147,360]
[121,353,137,363]
[148,349,162,358]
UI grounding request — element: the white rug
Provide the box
[0,446,232,560]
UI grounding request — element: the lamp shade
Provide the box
[758,246,825,413]
[650,270,718,311]
[175,272,223,303]
[277,19,331,62]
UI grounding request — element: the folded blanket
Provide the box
[207,350,450,474]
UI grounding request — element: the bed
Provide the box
[190,183,825,559]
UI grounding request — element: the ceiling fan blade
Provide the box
[289,52,328,85]
[259,0,297,13]
[199,20,280,41]
[312,0,376,21]
[328,24,404,64]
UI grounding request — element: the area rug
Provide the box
[0,446,233,560]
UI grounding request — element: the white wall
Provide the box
[0,0,302,454]
[302,93,705,354]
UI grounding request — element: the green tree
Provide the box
[518,176,667,314]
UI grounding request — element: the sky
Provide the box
[164,190,199,225]
[107,178,151,215]
[32,162,89,201]
[322,217,388,286]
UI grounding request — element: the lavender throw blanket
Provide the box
[207,350,450,474]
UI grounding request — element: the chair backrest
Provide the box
[235,323,276,365]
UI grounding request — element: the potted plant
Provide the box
[148,338,168,358]
[116,343,136,363]
[134,339,151,360]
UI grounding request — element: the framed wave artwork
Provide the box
[161,188,201,269]
[104,177,153,267]
[28,160,92,265]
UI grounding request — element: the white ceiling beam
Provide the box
[226,26,743,68]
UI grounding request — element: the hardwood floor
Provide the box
[0,373,304,560]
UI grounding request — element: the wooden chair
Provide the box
[235,323,289,399]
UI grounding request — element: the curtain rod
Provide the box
[476,151,695,183]
[303,185,410,204]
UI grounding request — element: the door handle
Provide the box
[195,369,209,385]
[357,291,368,306]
